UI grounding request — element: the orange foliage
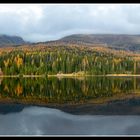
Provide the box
[15,84,23,96]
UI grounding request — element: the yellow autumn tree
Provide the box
[82,56,89,72]
[4,59,10,67]
[14,83,23,96]
[14,55,23,68]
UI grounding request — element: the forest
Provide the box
[0,44,140,75]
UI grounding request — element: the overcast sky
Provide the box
[0,4,140,42]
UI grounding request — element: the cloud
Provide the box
[0,106,140,135]
[0,4,140,42]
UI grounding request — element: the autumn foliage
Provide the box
[0,44,140,75]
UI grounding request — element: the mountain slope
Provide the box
[0,35,26,46]
[57,34,140,52]
[2,34,140,52]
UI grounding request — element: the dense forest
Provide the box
[0,44,140,75]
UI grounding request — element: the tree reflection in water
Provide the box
[0,77,139,105]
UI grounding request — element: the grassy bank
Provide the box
[1,73,140,78]
[106,74,140,77]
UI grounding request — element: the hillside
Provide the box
[1,33,140,52]
[53,34,140,52]
[0,35,26,46]
[2,34,140,52]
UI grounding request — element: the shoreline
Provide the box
[0,73,140,78]
[48,74,140,77]
[0,94,140,115]
[0,75,45,78]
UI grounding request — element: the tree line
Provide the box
[0,45,139,75]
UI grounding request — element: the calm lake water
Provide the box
[0,77,140,135]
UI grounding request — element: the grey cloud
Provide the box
[0,4,140,42]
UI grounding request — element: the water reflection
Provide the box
[1,77,140,115]
[0,104,24,114]
[0,106,140,135]
[0,77,139,105]
[0,77,140,135]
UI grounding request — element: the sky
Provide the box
[0,4,140,42]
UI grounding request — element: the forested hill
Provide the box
[52,34,140,52]
[0,35,26,46]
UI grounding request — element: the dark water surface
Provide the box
[0,77,140,135]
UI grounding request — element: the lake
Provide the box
[1,77,140,135]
